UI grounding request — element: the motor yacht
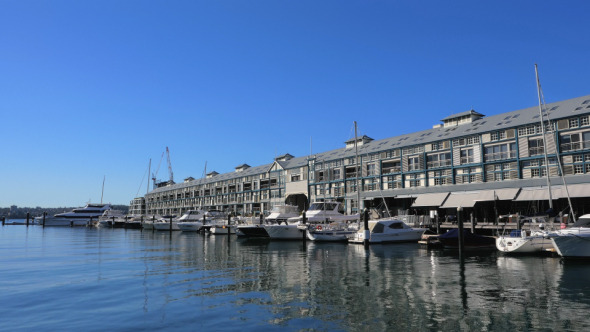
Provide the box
[348,218,426,244]
[35,203,112,227]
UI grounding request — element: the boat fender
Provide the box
[316,225,322,231]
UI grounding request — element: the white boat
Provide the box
[153,216,180,231]
[237,205,300,238]
[35,203,112,226]
[97,209,126,227]
[550,214,590,258]
[306,221,360,242]
[303,201,360,242]
[176,210,208,232]
[495,216,555,254]
[209,224,237,234]
[141,215,163,230]
[263,222,305,240]
[348,218,426,244]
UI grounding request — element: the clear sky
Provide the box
[1,0,589,208]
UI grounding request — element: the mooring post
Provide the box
[26,212,30,227]
[169,216,173,232]
[363,208,370,248]
[302,212,307,243]
[470,212,475,233]
[152,215,155,232]
[227,214,231,236]
[1,217,5,226]
[43,212,46,227]
[436,215,440,234]
[259,212,263,225]
[140,215,144,232]
[457,207,464,259]
[112,216,115,228]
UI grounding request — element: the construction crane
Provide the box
[166,146,174,184]
[151,147,175,188]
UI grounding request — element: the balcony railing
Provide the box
[484,151,516,162]
[427,160,452,168]
[561,140,590,152]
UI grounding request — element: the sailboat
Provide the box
[306,122,361,242]
[496,65,575,254]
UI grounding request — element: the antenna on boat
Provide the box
[100,175,105,204]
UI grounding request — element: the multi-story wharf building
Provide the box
[131,94,590,223]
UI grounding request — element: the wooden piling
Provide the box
[26,213,30,227]
[42,212,46,227]
[457,207,464,258]
[363,209,370,248]
[302,212,307,244]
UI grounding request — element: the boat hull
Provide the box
[496,235,554,253]
[551,235,590,258]
[236,225,269,238]
[264,225,304,240]
[209,225,236,234]
[348,229,424,244]
[177,222,204,232]
[153,222,180,231]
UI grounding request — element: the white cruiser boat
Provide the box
[97,209,126,227]
[237,205,300,238]
[551,214,590,258]
[153,216,180,231]
[176,210,208,232]
[348,218,426,244]
[35,203,112,227]
[303,202,360,242]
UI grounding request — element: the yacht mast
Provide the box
[354,121,361,213]
[535,64,554,210]
[535,64,576,223]
[101,175,105,204]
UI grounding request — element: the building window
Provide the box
[332,169,341,180]
[382,175,402,190]
[406,173,423,187]
[381,160,401,174]
[528,138,544,156]
[460,148,474,164]
[570,118,580,128]
[561,131,590,152]
[366,163,377,176]
[427,152,452,168]
[408,156,422,171]
[484,143,516,161]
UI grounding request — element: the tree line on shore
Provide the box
[0,205,129,219]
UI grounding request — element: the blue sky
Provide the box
[1,0,589,208]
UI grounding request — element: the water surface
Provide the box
[1,224,589,331]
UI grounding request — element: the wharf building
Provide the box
[131,94,590,223]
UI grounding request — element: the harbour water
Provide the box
[1,223,590,331]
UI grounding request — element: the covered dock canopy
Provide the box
[440,188,520,208]
[514,184,590,201]
[411,192,450,207]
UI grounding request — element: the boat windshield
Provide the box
[572,217,590,228]
[309,203,338,211]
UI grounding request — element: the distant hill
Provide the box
[0,205,129,219]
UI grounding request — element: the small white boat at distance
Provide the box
[551,214,590,258]
[35,203,112,227]
[97,209,126,227]
[348,218,426,244]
